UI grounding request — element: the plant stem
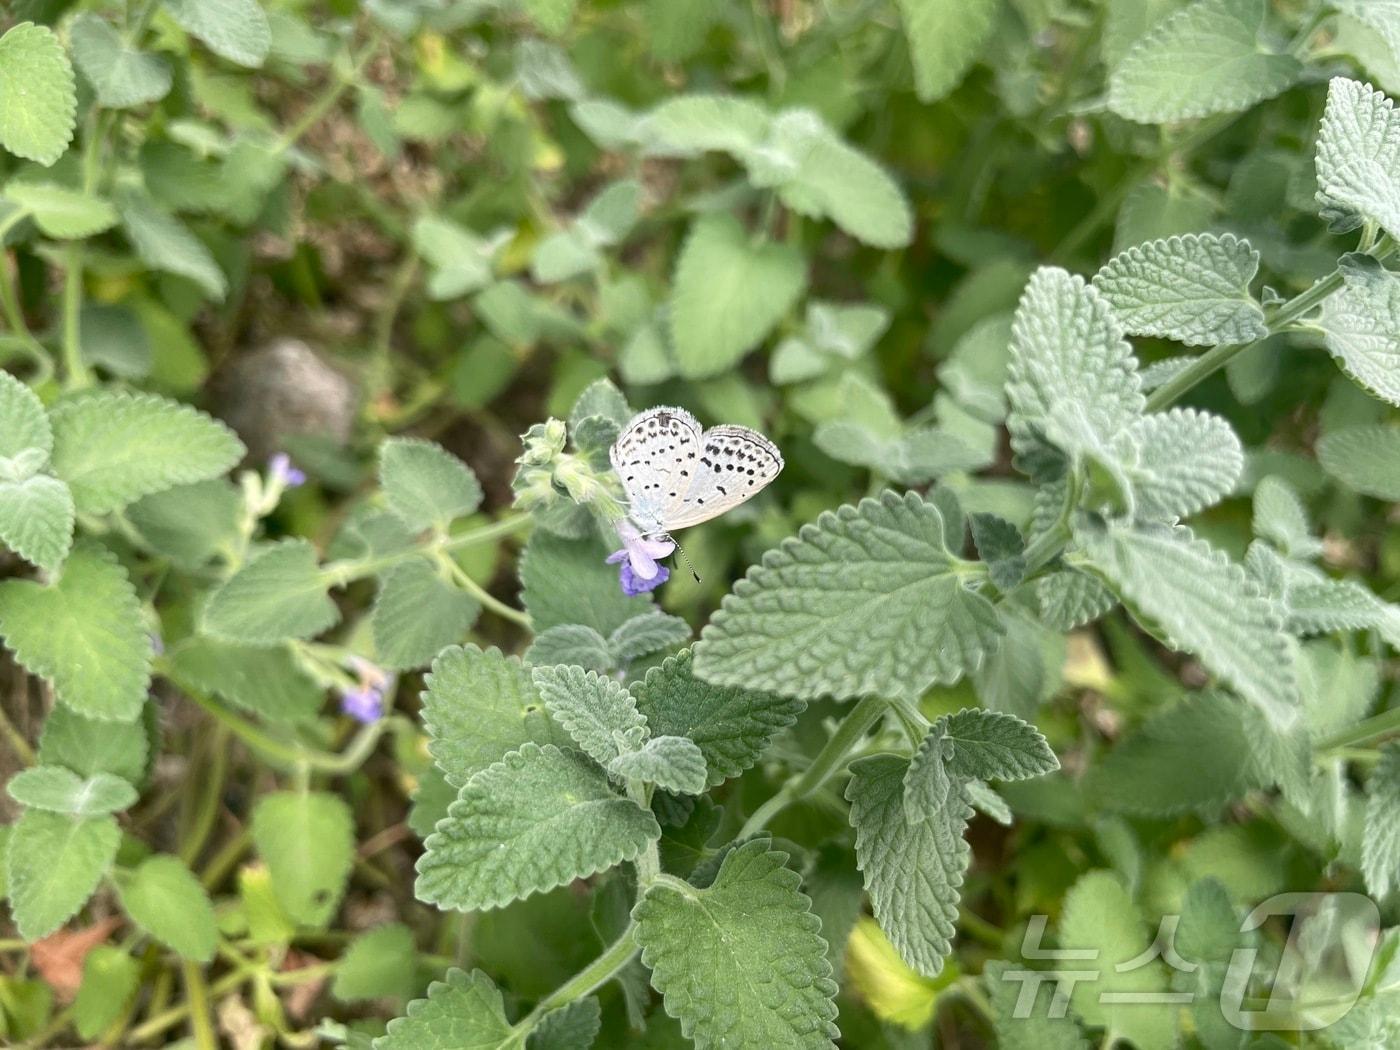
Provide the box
[518,925,640,1032]
[200,827,252,891]
[435,550,532,628]
[59,111,108,391]
[1052,114,1236,263]
[181,962,218,1050]
[320,512,532,588]
[1144,235,1396,412]
[166,666,389,774]
[1315,706,1400,753]
[275,42,379,153]
[737,694,888,840]
[178,726,229,866]
[0,700,35,766]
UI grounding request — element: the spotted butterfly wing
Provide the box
[610,407,782,535]
[661,424,783,529]
[610,407,705,534]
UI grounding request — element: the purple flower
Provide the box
[607,521,675,595]
[269,452,307,489]
[618,560,670,595]
[339,685,384,723]
[340,657,389,723]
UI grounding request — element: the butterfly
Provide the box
[610,406,784,539]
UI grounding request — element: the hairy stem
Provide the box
[166,666,389,774]
[436,550,532,628]
[1315,706,1400,753]
[518,924,640,1032]
[320,512,532,588]
[737,694,888,840]
[1144,235,1397,412]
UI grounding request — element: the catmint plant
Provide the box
[0,1,1399,1047]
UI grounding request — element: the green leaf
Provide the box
[1361,743,1400,898]
[846,754,971,977]
[1253,475,1322,558]
[117,194,228,299]
[0,370,50,459]
[973,608,1065,719]
[524,0,577,35]
[1058,871,1177,1050]
[1087,692,1267,816]
[531,230,600,284]
[421,645,571,787]
[936,708,1059,781]
[531,664,648,767]
[641,95,771,156]
[983,959,1089,1049]
[1317,424,1400,499]
[375,968,514,1050]
[0,23,76,166]
[895,0,998,102]
[6,767,136,816]
[379,438,483,533]
[1317,78,1400,240]
[1121,407,1244,520]
[115,855,217,961]
[48,390,243,515]
[669,212,807,379]
[1006,267,1143,474]
[333,923,418,1003]
[6,809,120,940]
[1319,262,1400,406]
[68,14,171,108]
[1036,567,1117,630]
[0,473,73,572]
[633,838,840,1050]
[1092,233,1267,346]
[902,723,954,818]
[127,479,242,570]
[520,531,652,635]
[372,559,479,671]
[73,946,140,1041]
[201,539,340,645]
[530,997,602,1050]
[166,0,271,67]
[0,541,151,721]
[524,625,614,673]
[1284,575,1400,649]
[166,636,324,723]
[1078,521,1298,728]
[416,743,660,911]
[3,182,118,239]
[37,706,147,784]
[1107,0,1300,123]
[761,111,913,249]
[251,790,355,926]
[694,491,1002,701]
[608,611,691,664]
[632,650,803,787]
[609,735,708,795]
[412,217,498,299]
[969,514,1026,591]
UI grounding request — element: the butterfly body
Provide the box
[610,406,783,537]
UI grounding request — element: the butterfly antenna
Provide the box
[671,538,702,583]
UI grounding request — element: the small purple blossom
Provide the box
[617,560,670,595]
[339,684,384,723]
[340,657,389,723]
[269,452,307,489]
[607,521,675,595]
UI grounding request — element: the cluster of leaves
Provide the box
[3,0,1400,1048]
